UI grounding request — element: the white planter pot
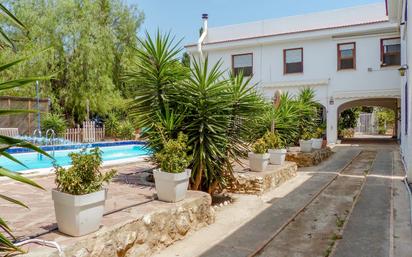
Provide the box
[153,169,191,203]
[248,152,270,172]
[52,189,106,237]
[300,140,313,153]
[311,138,323,150]
[268,149,287,165]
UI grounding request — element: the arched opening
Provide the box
[336,98,400,143]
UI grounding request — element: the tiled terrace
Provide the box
[0,161,155,240]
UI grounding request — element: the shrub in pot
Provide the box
[264,131,287,165]
[248,138,269,172]
[52,148,116,236]
[153,133,192,202]
[311,128,324,150]
[300,131,313,153]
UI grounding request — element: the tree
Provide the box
[339,108,360,130]
[181,52,190,67]
[0,0,144,123]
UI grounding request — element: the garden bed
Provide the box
[226,161,297,195]
[286,147,333,167]
[19,191,215,257]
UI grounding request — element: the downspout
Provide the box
[198,13,208,59]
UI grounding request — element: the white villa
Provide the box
[186,0,412,178]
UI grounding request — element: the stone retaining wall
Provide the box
[21,191,215,257]
[286,147,333,167]
[226,162,297,195]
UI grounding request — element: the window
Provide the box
[232,53,253,76]
[338,43,356,70]
[284,48,303,74]
[381,38,401,66]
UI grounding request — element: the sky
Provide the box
[127,0,383,46]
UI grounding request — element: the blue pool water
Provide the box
[0,145,150,173]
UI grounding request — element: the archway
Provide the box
[327,97,400,144]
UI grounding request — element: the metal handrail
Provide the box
[45,129,56,156]
[33,129,42,145]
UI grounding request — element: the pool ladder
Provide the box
[46,129,56,157]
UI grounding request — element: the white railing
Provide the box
[64,121,105,143]
[0,128,19,137]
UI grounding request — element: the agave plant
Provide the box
[0,4,52,255]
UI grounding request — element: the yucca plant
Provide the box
[124,30,189,131]
[126,32,266,193]
[178,58,231,191]
[296,87,320,141]
[0,4,52,255]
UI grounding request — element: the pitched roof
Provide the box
[192,3,388,47]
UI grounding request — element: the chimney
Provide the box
[198,13,209,57]
[202,13,208,32]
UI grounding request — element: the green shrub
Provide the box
[105,113,119,137]
[340,128,355,138]
[301,130,314,140]
[314,127,324,139]
[117,121,135,140]
[251,138,268,154]
[54,148,116,195]
[41,113,67,137]
[378,127,387,135]
[263,131,285,149]
[155,133,192,173]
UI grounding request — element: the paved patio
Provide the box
[0,161,155,240]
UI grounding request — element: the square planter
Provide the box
[268,149,287,165]
[299,139,313,153]
[52,189,106,237]
[248,152,270,172]
[153,169,191,202]
[311,138,323,150]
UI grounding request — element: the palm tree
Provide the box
[0,4,52,255]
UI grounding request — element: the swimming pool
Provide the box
[0,144,150,173]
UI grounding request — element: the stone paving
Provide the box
[332,150,394,257]
[0,161,155,240]
[200,148,361,257]
[257,150,376,257]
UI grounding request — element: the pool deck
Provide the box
[0,161,155,240]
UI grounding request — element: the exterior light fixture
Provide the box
[398,64,409,76]
[329,96,335,105]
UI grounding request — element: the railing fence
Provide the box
[64,121,105,143]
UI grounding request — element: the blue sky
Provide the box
[127,0,383,46]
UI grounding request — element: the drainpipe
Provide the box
[198,13,208,59]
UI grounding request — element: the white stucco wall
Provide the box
[189,28,401,143]
[401,0,412,178]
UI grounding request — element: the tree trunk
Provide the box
[193,164,203,190]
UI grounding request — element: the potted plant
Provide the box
[264,131,287,165]
[312,128,324,150]
[248,138,269,172]
[52,148,116,237]
[300,131,313,153]
[153,133,192,202]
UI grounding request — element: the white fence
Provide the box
[64,121,105,143]
[0,128,19,137]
